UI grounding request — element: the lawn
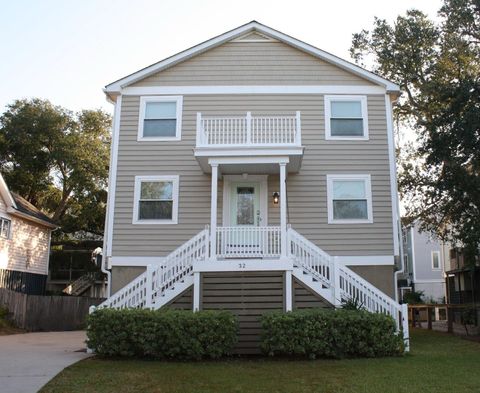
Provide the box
[40,329,480,393]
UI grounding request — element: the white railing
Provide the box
[287,227,408,348]
[216,226,281,258]
[196,111,301,147]
[96,228,209,310]
[152,228,209,302]
[288,228,332,287]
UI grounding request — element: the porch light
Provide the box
[272,192,279,205]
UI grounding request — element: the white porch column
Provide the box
[285,270,292,311]
[193,272,201,311]
[210,164,218,260]
[280,162,287,258]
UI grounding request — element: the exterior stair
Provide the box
[63,272,96,296]
[94,226,409,349]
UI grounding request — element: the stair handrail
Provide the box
[287,227,332,287]
[151,228,209,302]
[97,228,209,309]
[287,227,404,331]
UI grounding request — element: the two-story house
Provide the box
[98,21,408,353]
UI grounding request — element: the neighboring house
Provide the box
[400,223,447,303]
[0,174,57,295]
[98,21,408,353]
[445,248,480,306]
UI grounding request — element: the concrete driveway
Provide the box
[0,331,90,393]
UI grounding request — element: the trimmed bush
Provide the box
[87,308,238,360]
[260,309,404,359]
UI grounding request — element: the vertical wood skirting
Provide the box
[201,271,284,355]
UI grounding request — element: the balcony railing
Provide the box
[215,226,281,258]
[196,112,301,147]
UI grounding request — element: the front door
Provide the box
[231,183,261,227]
[224,182,262,257]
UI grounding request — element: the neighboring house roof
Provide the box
[0,173,57,229]
[104,20,400,98]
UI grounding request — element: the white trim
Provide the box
[209,156,290,166]
[324,95,369,140]
[285,270,292,311]
[132,175,179,225]
[411,227,417,283]
[385,95,400,256]
[105,21,399,92]
[110,256,165,266]
[326,174,373,224]
[222,175,268,227]
[105,96,122,258]
[193,259,292,272]
[337,255,395,265]
[414,279,445,284]
[137,96,183,141]
[122,85,387,96]
[431,250,441,270]
[0,174,16,209]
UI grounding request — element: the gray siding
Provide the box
[112,94,394,256]
[293,278,332,309]
[131,41,374,87]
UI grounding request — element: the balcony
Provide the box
[194,112,304,173]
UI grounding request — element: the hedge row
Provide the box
[260,309,404,359]
[87,308,238,360]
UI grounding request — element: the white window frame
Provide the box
[431,250,441,270]
[137,96,183,141]
[0,217,11,239]
[324,95,369,140]
[132,175,179,224]
[327,174,373,224]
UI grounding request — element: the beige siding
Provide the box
[112,94,394,256]
[0,195,51,276]
[132,41,374,87]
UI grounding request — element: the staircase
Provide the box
[98,228,209,309]
[95,226,409,348]
[63,272,97,296]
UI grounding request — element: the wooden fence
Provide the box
[409,303,479,333]
[0,288,104,331]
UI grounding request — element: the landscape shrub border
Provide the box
[87,308,238,360]
[260,308,404,359]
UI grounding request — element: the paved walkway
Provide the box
[0,331,90,393]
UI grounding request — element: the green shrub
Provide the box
[260,309,404,359]
[87,308,238,360]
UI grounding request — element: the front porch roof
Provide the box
[195,151,303,174]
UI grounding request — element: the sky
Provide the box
[0,0,443,115]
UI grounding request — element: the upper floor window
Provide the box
[431,251,441,270]
[327,174,373,224]
[0,217,11,239]
[138,96,183,141]
[133,175,179,224]
[325,95,368,140]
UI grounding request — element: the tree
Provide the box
[350,0,480,258]
[0,99,111,238]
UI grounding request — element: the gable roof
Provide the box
[105,21,400,97]
[0,173,57,229]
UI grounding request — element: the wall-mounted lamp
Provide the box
[272,192,279,205]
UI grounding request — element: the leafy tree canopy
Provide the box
[0,98,111,239]
[350,0,480,258]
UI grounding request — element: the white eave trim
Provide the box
[104,21,400,94]
[7,207,57,229]
[0,174,17,209]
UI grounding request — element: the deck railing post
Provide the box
[145,264,153,309]
[402,303,410,352]
[295,111,301,145]
[332,256,342,307]
[279,163,287,258]
[246,112,252,144]
[210,164,218,261]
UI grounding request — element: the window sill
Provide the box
[132,219,178,225]
[137,136,181,142]
[325,136,369,141]
[328,219,373,224]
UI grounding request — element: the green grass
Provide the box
[40,329,480,393]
